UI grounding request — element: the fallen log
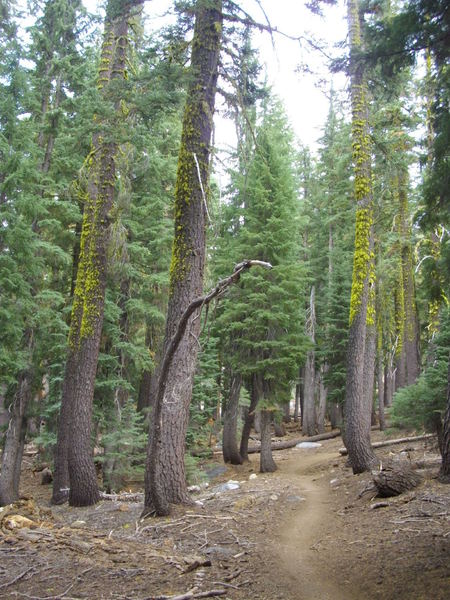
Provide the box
[191,430,342,457]
[338,433,436,456]
[373,464,423,497]
[246,429,342,454]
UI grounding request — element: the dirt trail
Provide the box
[274,448,359,600]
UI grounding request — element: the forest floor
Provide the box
[0,428,449,600]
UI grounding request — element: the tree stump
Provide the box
[372,462,422,497]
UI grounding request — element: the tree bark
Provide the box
[143,0,222,516]
[343,0,378,473]
[439,353,450,482]
[260,409,277,472]
[222,372,243,464]
[53,4,137,506]
[240,374,259,461]
[316,364,327,434]
[302,286,316,436]
[0,369,31,506]
[377,350,386,431]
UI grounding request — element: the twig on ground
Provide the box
[14,582,75,599]
[0,567,34,589]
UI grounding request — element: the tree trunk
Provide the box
[273,417,286,437]
[439,353,450,482]
[240,374,258,461]
[0,370,31,506]
[329,403,342,429]
[222,372,243,464]
[260,409,277,473]
[144,0,222,515]
[53,4,136,507]
[365,322,376,424]
[377,351,386,431]
[384,362,393,407]
[282,401,291,423]
[294,382,300,422]
[316,364,327,434]
[343,0,378,474]
[303,286,316,436]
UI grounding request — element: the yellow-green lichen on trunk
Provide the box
[349,207,374,324]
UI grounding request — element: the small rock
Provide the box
[194,500,204,507]
[286,495,305,503]
[270,494,278,501]
[188,485,201,493]
[296,442,322,449]
[330,478,339,486]
[249,473,258,480]
[205,545,236,558]
[71,520,86,529]
[213,480,240,493]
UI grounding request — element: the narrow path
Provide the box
[273,446,359,600]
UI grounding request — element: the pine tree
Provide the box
[144,0,223,517]
[216,98,307,472]
[52,0,143,507]
[0,0,88,506]
[343,0,378,473]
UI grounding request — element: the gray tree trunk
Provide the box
[260,409,277,473]
[302,286,316,436]
[222,372,243,464]
[316,365,327,434]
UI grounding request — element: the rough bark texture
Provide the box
[240,374,259,461]
[143,3,222,514]
[53,6,134,507]
[377,352,386,431]
[259,410,277,473]
[439,354,450,482]
[343,0,378,474]
[316,365,327,434]
[0,371,30,506]
[222,372,243,464]
[302,286,316,436]
[373,464,422,497]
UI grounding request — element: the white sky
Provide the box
[82,0,349,150]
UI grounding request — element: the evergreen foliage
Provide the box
[390,307,450,431]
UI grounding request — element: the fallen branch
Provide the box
[0,567,34,589]
[338,433,436,456]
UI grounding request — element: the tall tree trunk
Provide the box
[240,373,259,461]
[260,409,277,473]
[303,286,316,436]
[316,364,327,434]
[144,0,222,516]
[52,3,137,507]
[294,381,301,423]
[0,366,31,506]
[439,353,450,482]
[377,349,386,431]
[343,0,378,473]
[222,371,243,464]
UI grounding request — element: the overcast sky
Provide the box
[81,0,349,150]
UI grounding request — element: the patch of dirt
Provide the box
[1,430,449,599]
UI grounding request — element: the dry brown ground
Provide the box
[0,429,449,600]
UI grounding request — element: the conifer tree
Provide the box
[343,0,378,473]
[52,0,144,507]
[144,0,223,516]
[0,0,87,505]
[216,98,306,472]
